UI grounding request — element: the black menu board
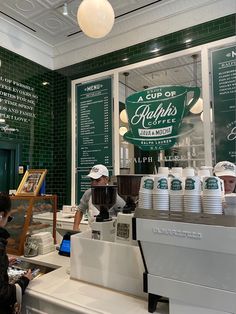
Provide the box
[76,77,113,200]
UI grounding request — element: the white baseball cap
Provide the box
[87,164,109,179]
[214,161,236,178]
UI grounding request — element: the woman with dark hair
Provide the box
[0,193,32,314]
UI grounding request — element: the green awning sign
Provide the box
[123,85,200,151]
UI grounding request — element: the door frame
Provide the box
[0,141,21,189]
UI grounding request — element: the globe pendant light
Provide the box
[77,0,115,39]
[120,109,128,123]
[190,97,203,114]
[119,126,128,136]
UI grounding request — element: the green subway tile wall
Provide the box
[0,14,235,207]
[52,71,68,206]
[0,46,55,194]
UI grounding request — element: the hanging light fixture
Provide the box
[190,97,203,114]
[190,54,203,114]
[119,126,128,136]
[120,109,128,123]
[63,2,68,15]
[77,0,115,39]
[120,72,129,123]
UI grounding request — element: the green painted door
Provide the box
[0,149,11,192]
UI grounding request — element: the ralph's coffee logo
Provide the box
[204,177,219,190]
[124,85,200,151]
[131,103,177,130]
[171,179,182,190]
[185,178,195,190]
[143,178,154,190]
[157,178,168,190]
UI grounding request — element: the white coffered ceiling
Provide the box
[0,0,234,73]
[0,0,162,46]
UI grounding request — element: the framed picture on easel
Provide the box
[16,169,47,196]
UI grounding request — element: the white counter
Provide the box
[21,251,169,314]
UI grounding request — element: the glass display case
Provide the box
[6,195,57,256]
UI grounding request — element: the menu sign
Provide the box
[212,45,236,163]
[76,77,113,199]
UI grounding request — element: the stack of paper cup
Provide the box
[158,167,169,176]
[171,167,183,177]
[200,166,213,176]
[182,167,195,200]
[198,169,211,181]
[152,176,169,211]
[169,177,184,212]
[202,176,223,214]
[138,176,153,209]
[183,167,195,177]
[184,176,202,213]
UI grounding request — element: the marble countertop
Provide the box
[21,251,169,314]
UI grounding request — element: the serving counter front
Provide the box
[14,206,236,314]
[20,251,168,314]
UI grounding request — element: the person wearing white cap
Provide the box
[73,164,125,231]
[214,161,236,194]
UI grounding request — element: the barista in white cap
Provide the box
[73,164,125,231]
[214,161,236,194]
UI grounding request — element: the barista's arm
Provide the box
[73,210,83,231]
[73,188,91,231]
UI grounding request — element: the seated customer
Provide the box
[0,193,33,314]
[214,161,236,194]
[73,164,125,231]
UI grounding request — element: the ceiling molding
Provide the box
[53,0,235,69]
[0,0,235,70]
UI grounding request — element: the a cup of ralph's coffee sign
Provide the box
[124,85,200,150]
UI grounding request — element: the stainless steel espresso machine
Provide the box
[133,209,236,314]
